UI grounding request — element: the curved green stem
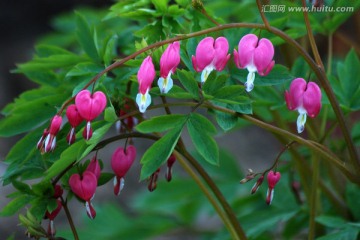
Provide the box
[308,153,320,240]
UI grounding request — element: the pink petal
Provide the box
[160,41,180,78]
[111,145,137,178]
[237,34,258,68]
[213,37,230,71]
[75,90,107,121]
[69,171,97,201]
[253,38,274,75]
[289,78,307,110]
[49,115,62,135]
[138,56,156,94]
[86,156,101,180]
[66,104,83,127]
[303,82,322,117]
[194,37,215,71]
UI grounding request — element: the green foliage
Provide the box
[0,0,359,239]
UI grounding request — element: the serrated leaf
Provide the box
[212,85,250,105]
[176,70,200,99]
[203,72,227,95]
[187,113,219,165]
[136,114,187,133]
[150,86,194,99]
[140,124,185,180]
[76,12,100,62]
[66,62,104,77]
[216,110,238,131]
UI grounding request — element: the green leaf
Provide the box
[336,49,360,111]
[140,124,185,180]
[86,122,113,145]
[203,72,227,95]
[212,85,250,105]
[76,12,100,62]
[0,195,33,217]
[44,140,86,181]
[66,62,104,77]
[231,64,293,86]
[136,114,187,133]
[98,172,115,186]
[187,113,219,165]
[23,71,60,87]
[316,215,347,228]
[104,106,118,122]
[176,70,200,99]
[12,180,33,195]
[152,0,169,13]
[346,183,360,221]
[216,109,238,131]
[0,94,67,137]
[103,35,117,66]
[316,228,359,240]
[150,86,194,99]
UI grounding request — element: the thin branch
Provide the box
[60,196,79,240]
[256,0,270,30]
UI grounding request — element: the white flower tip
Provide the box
[136,92,151,113]
[245,82,254,92]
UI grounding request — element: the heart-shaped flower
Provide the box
[111,145,136,195]
[266,170,281,205]
[75,90,107,140]
[66,104,84,144]
[69,171,98,219]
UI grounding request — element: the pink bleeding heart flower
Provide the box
[45,199,62,237]
[66,104,84,144]
[136,56,156,113]
[69,171,98,219]
[86,155,101,180]
[165,154,176,182]
[75,90,107,140]
[285,78,322,133]
[148,168,161,192]
[192,37,230,83]
[111,145,136,196]
[43,115,62,153]
[158,41,181,93]
[37,129,49,150]
[233,34,275,92]
[266,170,281,205]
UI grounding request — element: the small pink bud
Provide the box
[53,184,63,199]
[285,78,322,133]
[45,199,62,220]
[111,145,136,195]
[37,129,49,150]
[251,175,264,194]
[266,171,281,205]
[43,115,62,152]
[148,168,160,192]
[165,154,176,182]
[192,37,230,83]
[86,156,101,180]
[233,34,275,92]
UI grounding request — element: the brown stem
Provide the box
[60,197,79,240]
[256,0,270,30]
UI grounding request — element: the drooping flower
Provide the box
[111,145,136,196]
[165,154,176,182]
[75,90,107,140]
[192,37,230,83]
[266,170,281,205]
[45,199,62,237]
[251,175,264,194]
[116,98,138,133]
[42,115,62,153]
[69,171,98,219]
[233,34,275,92]
[158,41,181,93]
[86,155,101,180]
[148,168,160,192]
[285,78,322,133]
[136,56,156,113]
[65,104,84,144]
